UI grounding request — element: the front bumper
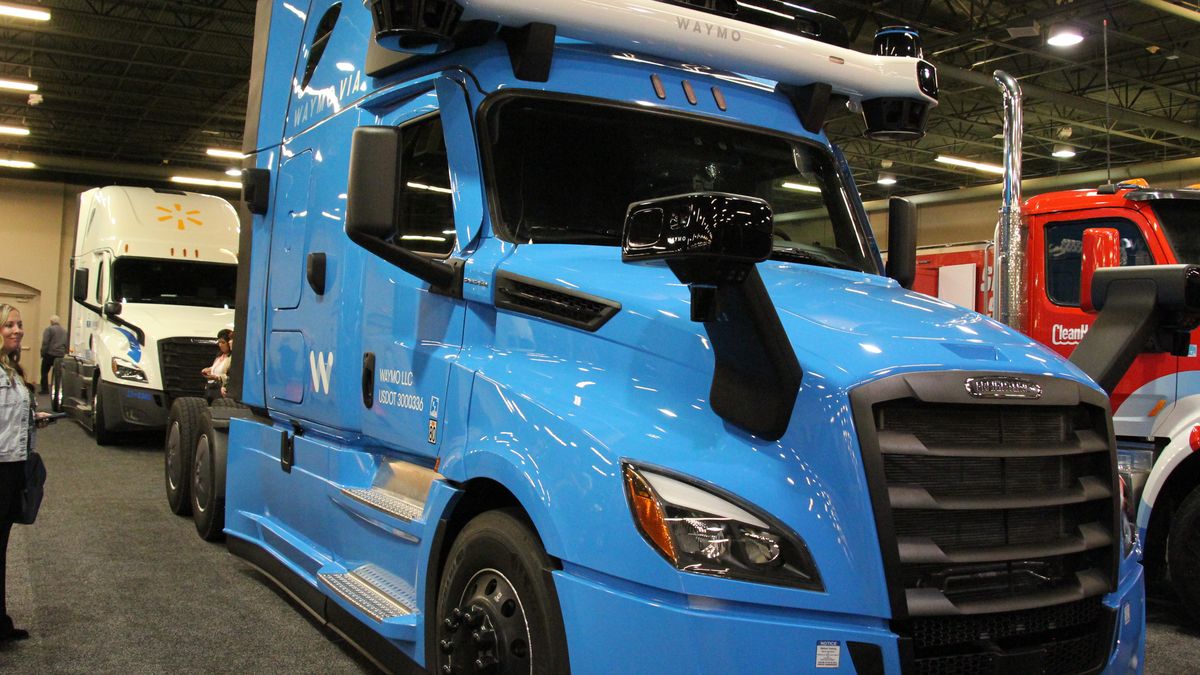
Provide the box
[553,562,1145,674]
[98,379,170,430]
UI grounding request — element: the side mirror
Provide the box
[623,193,773,322]
[103,301,122,317]
[622,193,773,266]
[886,197,917,289]
[73,268,89,304]
[1080,228,1121,313]
[345,125,459,293]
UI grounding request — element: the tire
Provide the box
[165,397,207,516]
[191,413,225,541]
[50,361,63,413]
[91,378,115,446]
[211,397,243,409]
[1169,485,1200,624]
[434,510,569,675]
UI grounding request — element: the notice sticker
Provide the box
[816,640,840,669]
[1124,603,1132,625]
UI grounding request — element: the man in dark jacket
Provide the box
[39,315,67,395]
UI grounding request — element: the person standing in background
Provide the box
[1,303,54,642]
[39,315,67,396]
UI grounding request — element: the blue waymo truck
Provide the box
[213,0,1146,672]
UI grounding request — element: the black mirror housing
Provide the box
[622,193,774,268]
[103,301,122,317]
[886,197,917,289]
[72,268,89,304]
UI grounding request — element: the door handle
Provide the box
[362,352,375,409]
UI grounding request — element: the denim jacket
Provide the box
[0,368,33,463]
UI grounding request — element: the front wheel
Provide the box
[435,510,569,675]
[91,379,114,446]
[1169,485,1200,624]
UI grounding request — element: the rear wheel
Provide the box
[91,379,114,446]
[191,413,225,541]
[1168,485,1200,624]
[434,510,569,675]
[165,397,207,516]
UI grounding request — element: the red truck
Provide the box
[916,179,1200,615]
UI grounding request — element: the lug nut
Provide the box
[440,638,455,654]
[472,629,496,646]
[474,655,498,672]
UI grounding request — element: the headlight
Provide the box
[622,463,822,590]
[111,356,147,382]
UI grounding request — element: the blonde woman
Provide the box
[0,303,53,642]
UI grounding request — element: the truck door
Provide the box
[359,83,478,460]
[1030,210,1173,435]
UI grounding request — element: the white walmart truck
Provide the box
[55,186,239,444]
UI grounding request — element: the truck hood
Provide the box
[499,245,1096,394]
[115,303,234,343]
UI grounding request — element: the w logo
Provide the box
[309,351,333,394]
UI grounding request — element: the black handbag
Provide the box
[15,451,45,525]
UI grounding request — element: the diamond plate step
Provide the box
[341,487,424,522]
[319,564,416,622]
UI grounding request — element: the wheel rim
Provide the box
[92,386,100,430]
[193,434,210,514]
[440,568,531,675]
[166,422,182,492]
[52,378,62,409]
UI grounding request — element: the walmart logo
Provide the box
[156,203,203,230]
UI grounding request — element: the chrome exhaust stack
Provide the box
[993,70,1025,332]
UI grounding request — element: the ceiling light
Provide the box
[170,175,242,189]
[0,2,50,21]
[877,173,897,185]
[205,148,244,159]
[0,124,29,136]
[1052,144,1077,159]
[935,155,1005,175]
[0,158,35,169]
[1047,24,1084,47]
[0,78,37,93]
[781,181,821,193]
[225,168,243,177]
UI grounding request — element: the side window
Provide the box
[395,115,455,256]
[1045,217,1154,306]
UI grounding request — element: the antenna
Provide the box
[1104,18,1112,186]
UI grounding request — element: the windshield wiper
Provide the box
[769,247,857,271]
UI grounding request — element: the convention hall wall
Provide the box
[0,177,83,387]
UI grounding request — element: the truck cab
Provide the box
[1024,184,1200,607]
[57,186,239,443]
[218,1,1145,672]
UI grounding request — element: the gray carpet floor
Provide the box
[1,396,376,673]
[3,395,1200,673]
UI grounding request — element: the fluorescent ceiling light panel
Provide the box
[781,181,821,192]
[935,155,1005,175]
[0,124,29,136]
[170,175,242,189]
[205,148,245,159]
[0,2,50,21]
[0,78,37,92]
[0,158,35,168]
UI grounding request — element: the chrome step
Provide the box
[341,487,424,522]
[319,564,416,622]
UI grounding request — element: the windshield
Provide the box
[111,257,236,308]
[1150,199,1200,263]
[485,96,877,273]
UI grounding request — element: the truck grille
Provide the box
[851,373,1119,675]
[158,337,218,400]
